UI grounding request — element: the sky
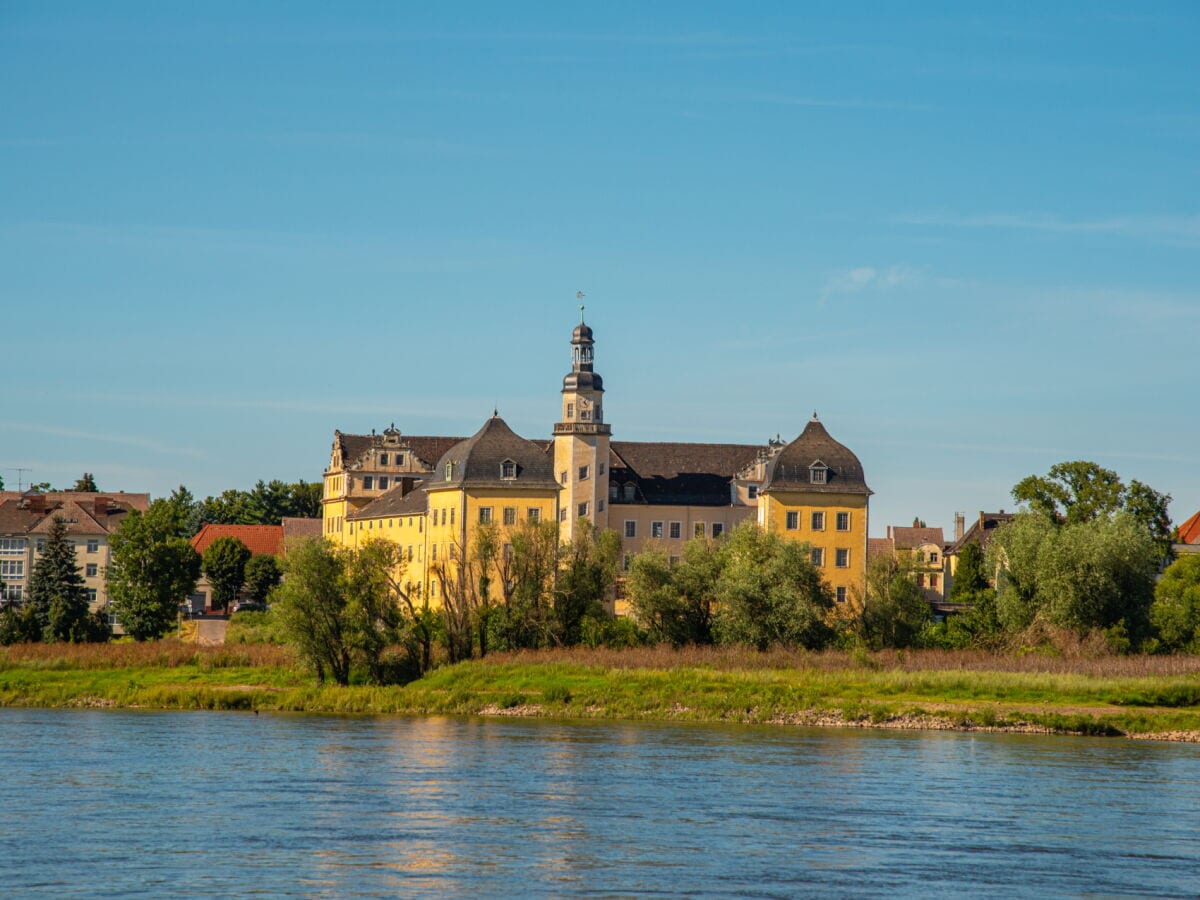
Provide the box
[2,2,1197,538]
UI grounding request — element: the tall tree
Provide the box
[203,537,252,611]
[948,542,989,601]
[107,501,201,640]
[25,516,90,642]
[857,554,932,649]
[712,523,833,651]
[627,536,721,646]
[554,521,621,646]
[243,554,282,604]
[1149,554,1200,653]
[72,473,99,492]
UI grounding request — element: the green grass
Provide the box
[2,643,1200,739]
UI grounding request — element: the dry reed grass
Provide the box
[0,640,294,670]
[481,645,1200,678]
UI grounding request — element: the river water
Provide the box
[1,709,1198,898]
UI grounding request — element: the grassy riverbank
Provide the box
[3,643,1200,741]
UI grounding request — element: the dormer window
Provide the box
[500,460,518,480]
[623,483,636,501]
[444,462,455,481]
[810,463,828,485]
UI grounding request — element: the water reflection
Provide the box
[1,710,1199,897]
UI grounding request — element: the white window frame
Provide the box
[811,548,824,567]
[669,521,681,540]
[651,521,664,539]
[786,511,799,530]
[811,511,825,531]
[835,512,850,532]
[835,548,850,568]
[624,520,637,538]
[479,507,493,524]
[86,539,100,553]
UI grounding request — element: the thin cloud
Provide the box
[819,265,922,305]
[7,423,206,459]
[892,211,1200,245]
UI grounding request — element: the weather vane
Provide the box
[576,290,586,321]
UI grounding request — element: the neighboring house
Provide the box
[0,490,150,611]
[943,510,1017,595]
[869,526,947,604]
[1174,510,1200,558]
[281,516,322,552]
[188,524,285,614]
[322,318,871,612]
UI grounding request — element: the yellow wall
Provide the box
[760,490,868,602]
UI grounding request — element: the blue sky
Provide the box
[2,2,1197,537]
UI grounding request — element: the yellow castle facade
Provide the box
[321,318,871,608]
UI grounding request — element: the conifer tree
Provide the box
[26,516,90,642]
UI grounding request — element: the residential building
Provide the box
[943,510,1016,595]
[885,525,946,602]
[321,318,870,611]
[1173,509,1200,558]
[187,523,286,613]
[0,490,149,611]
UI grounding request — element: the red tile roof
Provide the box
[1179,510,1200,545]
[190,524,284,557]
[888,526,945,550]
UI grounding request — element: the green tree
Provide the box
[203,536,252,611]
[0,604,41,645]
[487,519,560,651]
[25,516,91,642]
[243,554,282,604]
[857,553,932,649]
[72,473,99,492]
[712,523,833,650]
[342,540,405,683]
[1149,554,1200,652]
[288,481,323,519]
[554,521,621,646]
[948,542,989,601]
[107,501,202,640]
[627,537,721,645]
[274,538,353,684]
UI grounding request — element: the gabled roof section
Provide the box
[608,441,763,507]
[945,511,1016,556]
[1177,510,1200,545]
[190,524,284,557]
[0,493,148,536]
[889,526,945,550]
[868,537,895,562]
[761,417,871,495]
[350,484,430,520]
[333,432,464,471]
[430,416,560,491]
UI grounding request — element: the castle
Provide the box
[321,318,871,609]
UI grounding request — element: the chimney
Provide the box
[954,512,965,541]
[886,525,893,539]
[23,494,46,515]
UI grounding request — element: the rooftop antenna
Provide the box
[5,468,31,491]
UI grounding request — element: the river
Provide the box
[1,709,1197,897]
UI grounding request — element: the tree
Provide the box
[243,554,282,604]
[29,482,53,493]
[554,521,621,646]
[1149,554,1200,652]
[857,554,932,649]
[1012,461,1172,553]
[712,523,834,650]
[107,501,201,640]
[72,473,99,492]
[25,516,91,642]
[488,519,560,651]
[342,540,405,683]
[203,537,252,611]
[948,542,990,602]
[627,537,721,645]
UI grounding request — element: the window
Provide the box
[559,509,567,522]
[35,540,45,553]
[431,580,438,598]
[836,512,850,531]
[407,546,414,562]
[810,465,828,485]
[578,502,589,518]
[87,589,97,605]
[450,544,458,560]
[528,508,541,522]
[598,500,605,512]
[368,520,373,530]
[501,460,517,480]
[419,518,424,533]
[622,554,631,572]
[450,507,455,525]
[86,539,99,553]
[579,465,590,481]
[694,522,705,538]
[609,483,619,500]
[748,485,758,500]
[380,453,389,465]
[930,573,939,588]
[916,573,926,587]
[930,551,939,564]
[651,521,664,539]
[669,521,681,540]
[836,586,847,604]
[503,507,517,526]
[835,548,850,568]
[444,462,454,481]
[561,471,568,485]
[811,548,824,567]
[566,402,575,420]
[712,523,724,538]
[379,476,389,490]
[580,408,591,421]
[432,544,438,561]
[598,463,605,476]
[479,507,493,524]
[624,521,637,538]
[396,453,405,466]
[0,560,24,578]
[916,550,925,563]
[623,484,636,501]
[811,511,825,531]
[85,563,98,578]
[786,511,799,530]
[1,584,23,601]
[363,476,374,490]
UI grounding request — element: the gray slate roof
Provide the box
[429,416,562,492]
[761,418,871,495]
